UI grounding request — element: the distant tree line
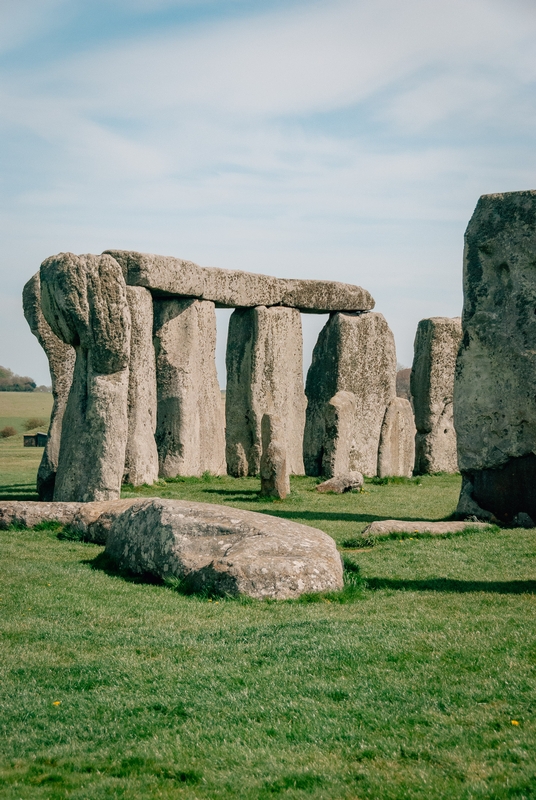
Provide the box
[0,365,36,392]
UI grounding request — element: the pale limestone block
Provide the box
[260,414,290,499]
[225,306,306,477]
[153,298,225,477]
[40,252,130,502]
[22,273,75,500]
[304,312,396,477]
[124,287,159,487]
[377,397,416,478]
[411,317,462,474]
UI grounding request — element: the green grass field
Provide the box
[0,393,53,498]
[1,395,536,799]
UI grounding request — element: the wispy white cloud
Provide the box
[1,0,535,384]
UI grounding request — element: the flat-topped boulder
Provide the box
[104,250,374,312]
[106,498,343,599]
[362,519,493,539]
[0,499,143,543]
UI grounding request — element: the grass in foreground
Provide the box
[1,473,536,799]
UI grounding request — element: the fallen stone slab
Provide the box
[362,519,494,538]
[105,498,343,599]
[0,501,83,530]
[316,472,364,494]
[104,250,374,312]
[0,499,143,544]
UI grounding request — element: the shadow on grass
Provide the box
[259,510,452,525]
[366,577,536,594]
[83,552,366,603]
[0,483,39,501]
[201,489,261,497]
[83,552,164,586]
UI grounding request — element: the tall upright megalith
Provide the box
[377,397,416,478]
[411,317,462,474]
[454,190,536,522]
[303,312,396,477]
[22,273,76,500]
[153,298,225,477]
[40,253,131,502]
[321,391,357,479]
[124,287,159,486]
[225,306,307,477]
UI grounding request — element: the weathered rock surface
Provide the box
[304,312,396,477]
[104,250,374,312]
[454,190,536,522]
[260,414,290,499]
[105,498,343,599]
[315,472,363,494]
[40,252,131,502]
[124,287,159,486]
[279,279,375,313]
[226,306,307,477]
[70,499,146,543]
[0,499,142,543]
[377,397,416,478]
[22,273,76,500]
[411,317,462,474]
[362,519,493,538]
[0,501,83,530]
[321,391,357,478]
[153,298,226,477]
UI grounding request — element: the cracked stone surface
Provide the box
[22,272,76,500]
[454,190,536,521]
[411,317,461,474]
[104,249,374,312]
[40,252,131,502]
[304,312,396,477]
[105,498,343,599]
[225,306,306,477]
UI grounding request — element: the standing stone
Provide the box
[377,397,416,478]
[321,391,358,478]
[411,317,462,474]
[260,414,290,499]
[153,298,225,477]
[123,287,159,486]
[40,253,131,502]
[454,190,536,522]
[22,273,76,500]
[303,312,396,477]
[225,306,307,477]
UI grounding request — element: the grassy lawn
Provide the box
[0,393,52,499]
[1,395,535,798]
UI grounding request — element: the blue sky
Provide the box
[1,0,536,385]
